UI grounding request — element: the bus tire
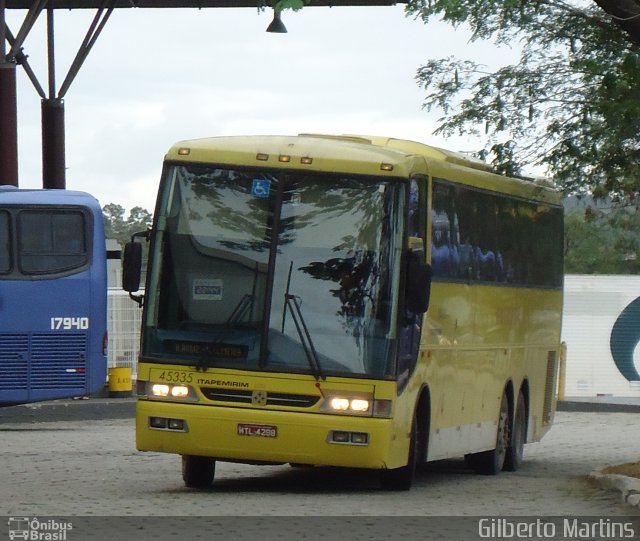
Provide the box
[182,455,216,488]
[466,393,509,475]
[380,417,417,491]
[504,391,526,471]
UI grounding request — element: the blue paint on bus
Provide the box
[0,187,107,405]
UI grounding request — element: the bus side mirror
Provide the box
[122,229,150,305]
[405,250,431,314]
[122,241,142,294]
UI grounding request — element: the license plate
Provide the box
[237,423,277,438]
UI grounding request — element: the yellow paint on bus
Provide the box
[129,134,563,490]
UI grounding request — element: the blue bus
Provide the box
[0,186,107,406]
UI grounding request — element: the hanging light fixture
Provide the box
[266,9,287,33]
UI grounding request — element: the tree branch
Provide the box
[591,0,640,45]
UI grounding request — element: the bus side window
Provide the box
[18,211,87,274]
[0,211,10,273]
[431,182,454,278]
[408,177,427,248]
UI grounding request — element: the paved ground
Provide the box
[1,410,639,515]
[1,402,639,540]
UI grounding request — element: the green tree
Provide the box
[406,0,640,197]
[103,204,152,247]
[565,205,640,273]
[274,0,306,11]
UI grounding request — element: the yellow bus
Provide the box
[123,134,563,490]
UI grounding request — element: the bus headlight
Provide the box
[350,399,370,412]
[330,398,351,411]
[322,395,373,415]
[149,382,198,401]
[320,395,392,418]
[170,385,190,398]
[152,384,170,397]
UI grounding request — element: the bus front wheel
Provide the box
[182,455,216,488]
[380,417,417,491]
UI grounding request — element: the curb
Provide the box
[557,400,640,413]
[590,471,640,509]
[0,398,135,424]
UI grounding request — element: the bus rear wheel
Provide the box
[182,455,216,488]
[504,391,526,471]
[466,393,509,475]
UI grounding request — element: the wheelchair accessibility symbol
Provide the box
[252,179,271,198]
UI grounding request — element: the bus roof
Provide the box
[0,187,102,209]
[166,134,427,179]
[351,135,562,206]
[165,134,562,206]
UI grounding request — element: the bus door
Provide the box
[397,176,429,387]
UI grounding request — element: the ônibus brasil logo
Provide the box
[8,518,73,541]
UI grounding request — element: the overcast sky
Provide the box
[6,4,510,212]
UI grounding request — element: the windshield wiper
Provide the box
[285,294,325,381]
[283,262,325,381]
[226,293,254,326]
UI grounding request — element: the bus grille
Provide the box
[31,333,87,389]
[200,387,320,408]
[0,334,29,390]
[0,332,87,390]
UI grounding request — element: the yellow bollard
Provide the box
[108,367,132,398]
[557,342,567,402]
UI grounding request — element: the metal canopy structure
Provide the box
[5,1,401,7]
[0,0,405,189]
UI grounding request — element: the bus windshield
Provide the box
[143,164,406,379]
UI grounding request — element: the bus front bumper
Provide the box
[136,399,400,469]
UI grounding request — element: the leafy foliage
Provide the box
[565,205,640,273]
[406,0,640,197]
[102,203,152,248]
[275,0,307,11]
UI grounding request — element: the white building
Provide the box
[562,275,640,398]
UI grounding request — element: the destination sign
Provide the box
[165,340,248,359]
